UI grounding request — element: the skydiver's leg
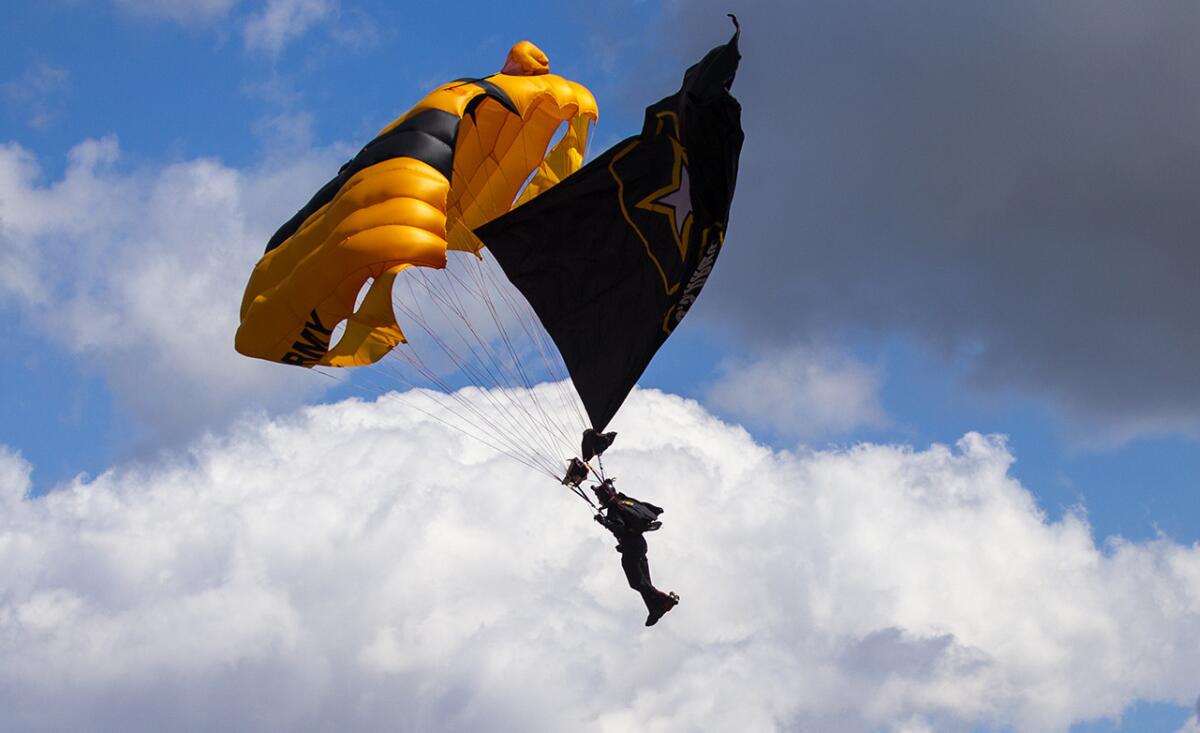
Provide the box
[622,553,678,626]
[621,551,660,610]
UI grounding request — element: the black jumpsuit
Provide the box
[596,496,665,612]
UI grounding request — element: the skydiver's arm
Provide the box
[594,512,623,534]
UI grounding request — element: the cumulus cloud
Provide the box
[706,345,886,441]
[0,136,340,443]
[629,1,1200,443]
[2,387,1198,732]
[243,0,333,54]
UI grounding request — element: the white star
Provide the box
[654,164,692,240]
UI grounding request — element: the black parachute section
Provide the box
[475,21,743,432]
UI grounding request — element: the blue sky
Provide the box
[2,2,1198,731]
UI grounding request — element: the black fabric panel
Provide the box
[448,76,519,117]
[463,80,520,117]
[264,108,461,254]
[476,30,743,432]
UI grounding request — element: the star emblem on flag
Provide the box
[635,138,693,260]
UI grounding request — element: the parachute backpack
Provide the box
[615,497,663,533]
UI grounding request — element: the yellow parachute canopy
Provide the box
[235,41,597,369]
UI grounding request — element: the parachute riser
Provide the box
[560,428,618,511]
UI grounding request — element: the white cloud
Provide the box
[2,63,70,131]
[112,0,242,25]
[242,0,333,54]
[0,145,45,303]
[0,136,340,443]
[1,387,1197,732]
[706,345,887,441]
[110,0,340,53]
[327,11,380,53]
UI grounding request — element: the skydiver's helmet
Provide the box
[592,479,618,507]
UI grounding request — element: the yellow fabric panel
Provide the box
[239,157,446,319]
[446,221,486,254]
[515,115,591,208]
[445,93,596,251]
[462,102,506,167]
[321,264,409,367]
[379,60,598,255]
[381,69,597,141]
[235,157,449,366]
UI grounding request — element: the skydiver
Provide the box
[591,479,680,626]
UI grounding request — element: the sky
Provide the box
[1,1,1198,731]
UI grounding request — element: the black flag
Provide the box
[476,21,743,432]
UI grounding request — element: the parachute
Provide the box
[236,25,742,493]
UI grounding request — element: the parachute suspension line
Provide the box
[381,346,559,477]
[418,253,581,462]
[386,265,573,475]
[389,269,569,474]
[342,353,556,477]
[437,254,556,435]
[566,481,596,508]
[473,251,589,434]
[459,255,579,455]
[467,252,576,422]
[382,332,562,478]
[456,250,583,454]
[405,263,571,463]
[396,265,558,454]
[468,256,599,510]
[381,273,561,474]
[493,270,580,428]
[309,312,596,505]
[310,367,561,483]
[383,358,562,479]
[400,263,560,456]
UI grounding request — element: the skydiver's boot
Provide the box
[644,591,680,627]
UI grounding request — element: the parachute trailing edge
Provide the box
[475,22,744,432]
